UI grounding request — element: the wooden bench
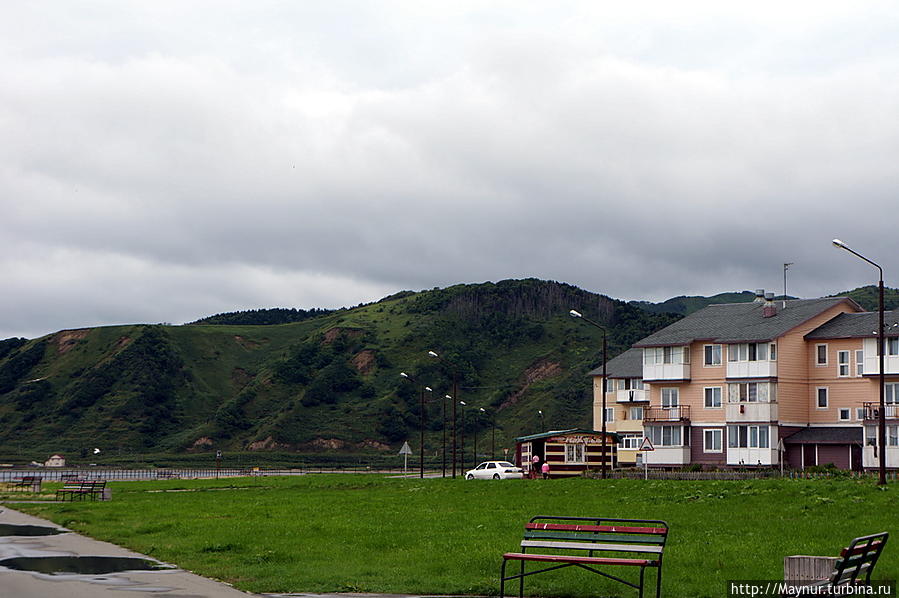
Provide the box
[501,516,668,598]
[789,532,889,589]
[56,480,106,501]
[9,476,42,492]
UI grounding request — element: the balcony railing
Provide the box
[862,402,899,421]
[726,401,778,422]
[643,405,691,422]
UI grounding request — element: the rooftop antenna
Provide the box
[783,263,794,309]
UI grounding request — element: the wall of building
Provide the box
[807,337,875,426]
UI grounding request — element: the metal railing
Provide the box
[643,405,691,422]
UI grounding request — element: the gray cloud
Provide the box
[3,2,899,338]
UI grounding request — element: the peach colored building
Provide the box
[590,291,899,471]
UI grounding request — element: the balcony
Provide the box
[726,448,778,466]
[643,406,691,423]
[726,361,777,379]
[862,402,899,421]
[615,389,648,403]
[863,446,899,469]
[644,446,691,466]
[726,402,778,422]
[643,363,690,381]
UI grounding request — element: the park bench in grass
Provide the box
[9,476,42,492]
[785,532,889,589]
[500,516,669,598]
[56,480,106,501]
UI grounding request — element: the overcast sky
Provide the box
[3,2,899,339]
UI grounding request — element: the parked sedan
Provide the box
[465,461,524,480]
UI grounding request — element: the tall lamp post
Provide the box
[833,239,888,485]
[538,409,545,431]
[483,407,495,459]
[570,309,610,480]
[459,400,467,472]
[399,372,430,479]
[429,351,460,478]
[442,394,451,478]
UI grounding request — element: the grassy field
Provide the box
[9,475,898,597]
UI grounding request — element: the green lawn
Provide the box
[9,475,898,597]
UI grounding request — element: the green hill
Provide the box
[0,279,679,463]
[629,291,759,315]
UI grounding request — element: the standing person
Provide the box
[531,455,540,479]
[541,461,550,479]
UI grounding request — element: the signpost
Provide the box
[639,437,654,480]
[399,441,413,476]
[777,437,785,477]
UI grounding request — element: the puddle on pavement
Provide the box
[0,523,68,536]
[0,555,175,575]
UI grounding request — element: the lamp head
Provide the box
[459,401,466,406]
[538,409,543,415]
[832,239,845,248]
[428,350,439,358]
[425,386,433,392]
[479,407,486,412]
[400,372,409,379]
[445,394,452,399]
[569,309,583,318]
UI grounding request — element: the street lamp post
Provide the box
[442,394,450,478]
[459,401,467,472]
[570,309,610,480]
[537,409,545,431]
[429,351,460,478]
[833,239,888,485]
[476,407,486,463]
[399,372,428,479]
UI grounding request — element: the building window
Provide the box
[769,343,776,361]
[837,351,850,377]
[644,346,689,365]
[565,443,586,464]
[817,387,828,409]
[605,379,616,392]
[618,434,642,450]
[661,388,679,408]
[704,387,722,408]
[728,343,771,362]
[703,429,723,453]
[628,406,643,420]
[727,425,770,449]
[839,408,851,421]
[890,426,899,447]
[704,344,722,366]
[887,338,899,356]
[856,349,864,377]
[647,426,683,447]
[816,344,828,365]
[856,407,866,421]
[604,407,615,423]
[886,383,899,405]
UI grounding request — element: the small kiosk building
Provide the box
[515,429,619,478]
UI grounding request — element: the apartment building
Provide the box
[590,292,899,470]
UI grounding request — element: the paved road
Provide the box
[0,506,255,597]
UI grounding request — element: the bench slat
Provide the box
[525,522,667,535]
[521,540,663,554]
[504,552,656,567]
[524,530,666,545]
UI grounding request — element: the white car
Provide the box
[465,461,524,480]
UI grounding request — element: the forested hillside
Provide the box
[0,279,679,463]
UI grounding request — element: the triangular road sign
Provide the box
[399,441,413,455]
[639,437,654,451]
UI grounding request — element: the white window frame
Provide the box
[628,406,644,421]
[856,407,866,421]
[816,344,828,366]
[604,407,615,423]
[856,349,864,377]
[564,443,587,464]
[703,428,723,453]
[647,425,683,447]
[816,387,829,409]
[618,434,642,450]
[839,408,851,421]
[661,388,679,408]
[704,386,722,409]
[727,425,771,449]
[837,350,850,377]
[704,344,722,366]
